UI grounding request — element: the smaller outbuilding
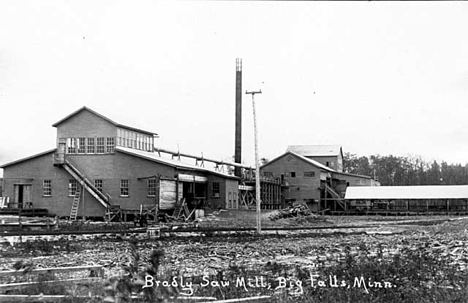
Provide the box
[260,147,378,213]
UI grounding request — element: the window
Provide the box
[43,180,52,196]
[94,180,103,192]
[77,138,86,154]
[106,137,115,153]
[67,138,76,154]
[131,132,136,148]
[148,179,157,197]
[211,182,220,198]
[304,171,315,178]
[87,138,95,154]
[96,137,105,154]
[120,179,129,196]
[263,172,274,178]
[290,172,296,178]
[69,180,78,196]
[326,161,330,167]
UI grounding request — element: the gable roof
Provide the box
[286,145,342,157]
[262,151,374,180]
[115,146,239,180]
[0,149,56,168]
[261,151,335,172]
[345,185,468,200]
[52,106,158,136]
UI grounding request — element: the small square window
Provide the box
[97,138,105,154]
[94,180,103,192]
[67,138,76,154]
[106,137,115,153]
[120,179,129,196]
[69,180,78,196]
[77,138,86,154]
[148,179,157,197]
[212,182,220,198]
[43,180,52,196]
[87,138,95,154]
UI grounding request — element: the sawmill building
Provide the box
[260,145,379,212]
[0,107,239,220]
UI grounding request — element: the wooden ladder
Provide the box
[173,198,185,219]
[69,187,81,221]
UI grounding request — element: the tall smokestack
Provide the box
[234,58,242,177]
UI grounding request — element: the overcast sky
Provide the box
[1,1,468,177]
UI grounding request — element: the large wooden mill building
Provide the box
[0,107,244,220]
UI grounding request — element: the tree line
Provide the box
[344,153,468,186]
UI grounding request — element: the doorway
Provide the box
[14,184,32,208]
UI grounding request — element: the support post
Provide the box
[155,175,160,224]
[82,185,86,221]
[246,89,262,234]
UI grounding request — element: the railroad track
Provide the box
[1,216,464,240]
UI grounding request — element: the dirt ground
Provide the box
[1,212,468,301]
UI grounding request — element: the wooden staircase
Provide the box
[63,159,110,208]
[324,184,347,211]
[70,187,81,221]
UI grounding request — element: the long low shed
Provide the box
[345,185,468,200]
[343,185,468,214]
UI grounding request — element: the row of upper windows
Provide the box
[117,128,154,152]
[64,135,154,155]
[42,179,157,197]
[263,171,316,178]
[66,137,115,154]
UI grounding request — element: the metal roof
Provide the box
[115,147,239,180]
[286,145,342,157]
[345,185,468,200]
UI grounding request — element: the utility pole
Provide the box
[246,89,262,234]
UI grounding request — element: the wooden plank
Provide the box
[0,294,93,302]
[160,180,177,210]
[0,265,103,277]
[0,277,102,291]
[198,296,270,303]
[239,185,254,191]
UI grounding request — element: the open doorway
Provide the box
[182,181,207,208]
[14,184,32,209]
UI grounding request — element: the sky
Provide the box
[1,1,468,177]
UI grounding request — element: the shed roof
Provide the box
[0,149,56,168]
[52,106,158,136]
[115,146,239,180]
[286,145,342,157]
[345,185,468,200]
[333,171,373,180]
[261,151,334,172]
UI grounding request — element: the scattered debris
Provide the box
[268,202,316,221]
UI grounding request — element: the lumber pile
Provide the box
[268,202,316,221]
